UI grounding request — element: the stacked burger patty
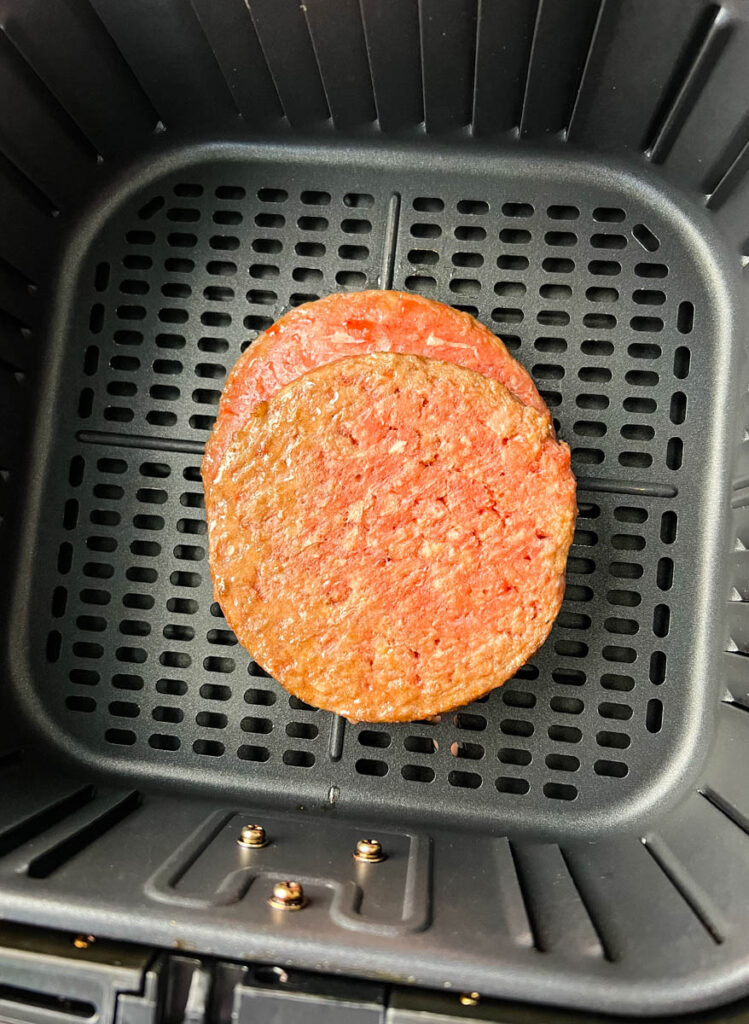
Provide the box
[203,291,576,723]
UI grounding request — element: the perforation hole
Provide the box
[648,650,666,685]
[106,729,136,746]
[495,282,526,297]
[213,210,241,226]
[238,745,270,762]
[677,301,694,334]
[632,224,659,251]
[495,254,528,272]
[458,199,489,215]
[454,712,487,731]
[500,228,531,244]
[586,287,618,303]
[591,234,626,250]
[539,283,571,299]
[411,223,441,239]
[258,188,287,203]
[548,724,582,743]
[455,225,486,242]
[285,722,318,740]
[281,749,315,767]
[200,683,231,703]
[156,678,185,696]
[545,204,578,220]
[492,307,523,324]
[448,770,481,789]
[150,735,180,751]
[337,270,368,288]
[497,777,530,795]
[580,340,613,358]
[413,197,444,212]
[543,782,577,800]
[599,702,633,721]
[546,753,579,772]
[356,758,388,777]
[593,207,625,222]
[245,688,277,706]
[498,747,532,765]
[344,192,373,208]
[406,276,436,295]
[537,310,570,326]
[341,218,370,235]
[602,672,635,692]
[597,730,631,749]
[535,337,566,353]
[452,741,484,760]
[402,764,435,783]
[404,736,437,754]
[250,265,279,281]
[449,278,480,296]
[409,249,438,266]
[502,202,533,217]
[625,369,658,387]
[631,316,663,332]
[452,252,484,268]
[359,730,391,748]
[582,313,616,330]
[153,706,183,724]
[552,669,586,686]
[194,740,224,757]
[542,257,574,273]
[589,260,620,276]
[545,231,576,247]
[594,760,628,778]
[289,293,318,308]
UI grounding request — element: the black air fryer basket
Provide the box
[1,0,749,1020]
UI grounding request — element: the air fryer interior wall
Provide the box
[0,0,749,1016]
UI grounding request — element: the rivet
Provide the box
[268,880,307,910]
[73,934,95,950]
[353,837,385,863]
[238,823,268,848]
[460,992,480,1006]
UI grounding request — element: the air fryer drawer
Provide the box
[0,0,748,1017]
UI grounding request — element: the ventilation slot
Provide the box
[26,791,141,878]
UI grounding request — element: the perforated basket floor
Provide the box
[16,148,727,835]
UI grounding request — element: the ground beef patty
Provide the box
[202,290,547,486]
[207,353,576,723]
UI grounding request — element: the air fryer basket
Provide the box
[1,0,749,1016]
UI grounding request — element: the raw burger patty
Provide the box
[207,353,576,723]
[202,290,547,485]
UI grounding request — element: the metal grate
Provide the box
[29,158,715,832]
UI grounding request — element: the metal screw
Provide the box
[460,992,480,1007]
[353,838,385,863]
[73,935,95,950]
[237,823,268,848]
[268,880,307,911]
